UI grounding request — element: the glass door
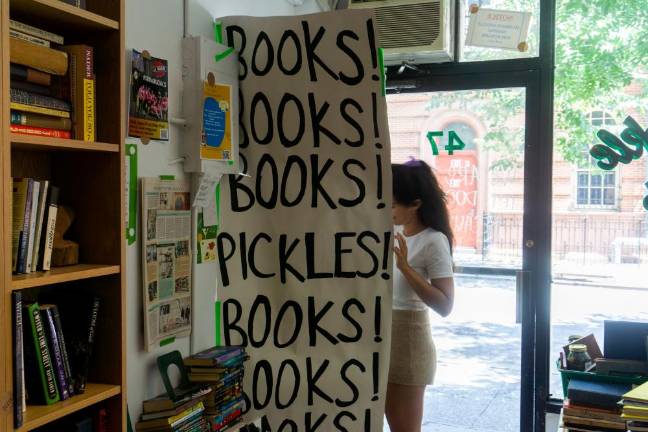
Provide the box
[386,84,538,432]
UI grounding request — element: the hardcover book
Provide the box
[11,178,29,272]
[10,124,72,139]
[9,19,64,44]
[10,87,71,112]
[23,302,60,405]
[10,64,52,86]
[12,292,24,428]
[62,45,95,140]
[50,304,75,396]
[40,305,70,400]
[11,111,72,130]
[10,37,68,76]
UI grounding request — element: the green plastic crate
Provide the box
[557,360,648,396]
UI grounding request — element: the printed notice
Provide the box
[141,177,192,351]
[466,8,532,51]
[201,81,233,161]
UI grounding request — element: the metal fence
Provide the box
[481,214,648,264]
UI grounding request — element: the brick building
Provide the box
[387,91,648,264]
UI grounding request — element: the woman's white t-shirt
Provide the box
[393,227,454,311]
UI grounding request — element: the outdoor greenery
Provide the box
[427,0,648,169]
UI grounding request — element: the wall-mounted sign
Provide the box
[466,8,532,52]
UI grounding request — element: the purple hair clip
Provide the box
[404,157,424,167]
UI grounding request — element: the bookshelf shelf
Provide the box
[11,134,120,153]
[10,0,119,32]
[16,383,121,432]
[11,264,121,290]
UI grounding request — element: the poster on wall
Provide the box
[201,80,233,161]
[219,10,392,431]
[128,50,169,141]
[141,177,192,351]
[466,8,532,52]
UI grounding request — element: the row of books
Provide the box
[621,381,648,431]
[187,346,248,432]
[9,19,95,141]
[12,291,101,428]
[561,378,648,431]
[12,178,59,274]
[136,346,247,432]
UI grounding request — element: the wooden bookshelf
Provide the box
[11,264,121,290]
[17,383,121,432]
[11,135,120,153]
[1,0,126,430]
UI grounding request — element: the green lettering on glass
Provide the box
[427,131,443,156]
[590,116,648,170]
[446,130,466,155]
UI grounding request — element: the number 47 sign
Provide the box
[427,130,466,155]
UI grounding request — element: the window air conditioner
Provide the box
[349,0,455,65]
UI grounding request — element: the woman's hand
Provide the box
[394,233,410,271]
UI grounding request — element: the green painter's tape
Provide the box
[213,20,233,62]
[160,337,175,347]
[126,144,138,245]
[644,182,648,211]
[215,20,224,44]
[216,183,221,228]
[159,175,175,181]
[378,48,386,97]
[215,47,234,63]
[215,301,222,347]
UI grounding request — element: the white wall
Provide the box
[124,0,320,422]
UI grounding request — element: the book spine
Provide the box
[12,292,24,428]
[84,77,95,141]
[10,102,71,119]
[25,181,40,274]
[31,181,49,271]
[11,111,73,130]
[40,202,58,271]
[11,124,72,139]
[9,19,64,45]
[41,307,70,400]
[17,179,34,274]
[26,303,60,404]
[50,305,75,396]
[10,29,50,47]
[11,80,55,97]
[76,297,100,394]
[10,88,71,112]
[11,179,28,272]
[10,38,68,76]
[10,64,52,86]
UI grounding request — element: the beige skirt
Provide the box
[388,309,437,386]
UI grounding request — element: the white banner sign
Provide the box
[218,10,392,431]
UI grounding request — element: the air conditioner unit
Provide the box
[349,0,455,65]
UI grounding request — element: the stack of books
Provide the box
[185,346,248,432]
[11,178,59,275]
[621,381,648,431]
[9,19,95,141]
[12,291,101,426]
[136,388,212,432]
[561,378,631,431]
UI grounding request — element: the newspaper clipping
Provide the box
[141,177,192,351]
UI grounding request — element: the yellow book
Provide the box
[10,102,71,119]
[624,381,648,403]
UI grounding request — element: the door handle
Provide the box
[516,270,530,324]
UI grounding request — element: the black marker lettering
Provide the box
[337,298,365,343]
[337,30,364,85]
[274,300,303,348]
[339,159,367,207]
[306,357,333,405]
[277,30,303,76]
[340,98,365,147]
[251,31,275,76]
[275,359,300,409]
[301,21,339,82]
[223,299,247,346]
[308,297,338,345]
[251,92,274,145]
